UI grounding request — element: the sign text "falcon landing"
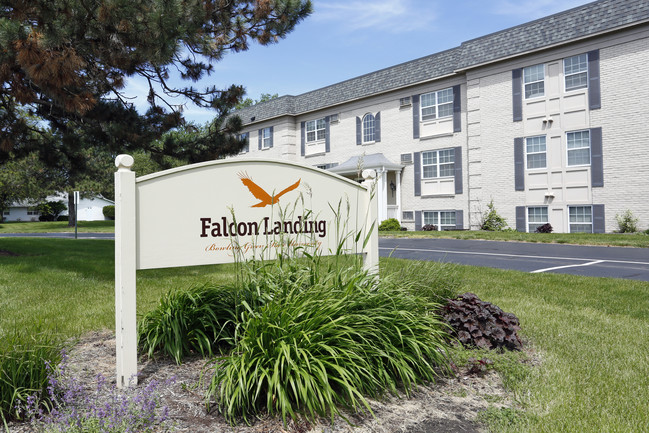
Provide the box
[200,216,327,238]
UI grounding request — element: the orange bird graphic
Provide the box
[237,172,301,208]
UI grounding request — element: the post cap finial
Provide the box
[115,154,134,171]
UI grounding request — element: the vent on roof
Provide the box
[399,97,411,107]
[402,211,414,221]
[401,153,413,164]
[329,113,340,123]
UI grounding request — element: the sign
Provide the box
[114,155,378,387]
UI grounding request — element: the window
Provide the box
[567,130,590,166]
[237,132,249,153]
[423,211,456,230]
[564,53,588,91]
[527,207,548,232]
[569,206,592,233]
[3,211,9,215]
[402,211,414,221]
[399,97,411,107]
[306,119,326,143]
[526,136,546,169]
[420,88,453,120]
[261,127,272,149]
[362,113,375,143]
[27,210,39,215]
[523,64,545,98]
[422,149,455,179]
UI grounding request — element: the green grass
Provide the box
[0,220,115,234]
[2,239,649,431]
[381,229,649,248]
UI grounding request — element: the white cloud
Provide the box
[490,0,593,19]
[313,0,437,34]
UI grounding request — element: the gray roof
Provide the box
[329,153,403,175]
[235,0,649,124]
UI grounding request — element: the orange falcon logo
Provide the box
[237,172,301,208]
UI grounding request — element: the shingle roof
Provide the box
[236,0,649,124]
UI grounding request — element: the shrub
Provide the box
[36,201,67,221]
[204,261,453,425]
[480,200,508,231]
[0,329,63,424]
[422,224,438,231]
[56,215,68,222]
[378,218,400,231]
[103,205,115,220]
[442,293,522,351]
[535,223,553,233]
[616,209,639,233]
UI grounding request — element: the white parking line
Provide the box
[530,260,605,274]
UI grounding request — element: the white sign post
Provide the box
[114,155,378,387]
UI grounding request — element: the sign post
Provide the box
[73,191,80,239]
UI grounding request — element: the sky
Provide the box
[126,0,595,124]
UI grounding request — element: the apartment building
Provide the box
[231,0,649,233]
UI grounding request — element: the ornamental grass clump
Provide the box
[204,260,453,425]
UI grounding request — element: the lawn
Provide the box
[0,220,115,234]
[1,238,648,431]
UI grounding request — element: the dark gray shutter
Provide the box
[412,94,420,139]
[453,85,461,132]
[454,146,463,195]
[356,117,362,145]
[300,122,305,156]
[515,206,526,232]
[514,137,525,191]
[269,126,274,148]
[415,211,422,231]
[325,116,331,152]
[414,151,421,197]
[455,210,464,230]
[258,129,262,150]
[512,69,523,122]
[593,204,605,233]
[590,127,603,187]
[374,112,381,142]
[588,50,601,110]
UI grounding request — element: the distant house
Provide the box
[3,193,113,222]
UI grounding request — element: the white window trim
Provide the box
[262,127,272,149]
[423,210,457,231]
[526,135,547,170]
[568,205,593,233]
[421,148,455,180]
[527,206,548,233]
[523,64,545,99]
[362,113,375,144]
[566,130,591,167]
[420,88,454,121]
[563,53,588,92]
[305,118,326,143]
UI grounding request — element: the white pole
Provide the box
[114,155,138,387]
[361,169,379,273]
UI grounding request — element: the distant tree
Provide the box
[235,93,280,110]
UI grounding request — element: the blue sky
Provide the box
[127,0,594,124]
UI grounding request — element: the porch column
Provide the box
[379,167,387,222]
[395,170,401,223]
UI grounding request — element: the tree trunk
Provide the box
[68,191,76,227]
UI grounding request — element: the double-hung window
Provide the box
[527,207,548,232]
[423,211,456,230]
[306,119,326,143]
[567,130,590,166]
[420,88,453,120]
[362,113,375,143]
[523,64,545,99]
[564,53,588,91]
[526,136,546,169]
[261,127,272,149]
[569,206,592,233]
[422,149,455,179]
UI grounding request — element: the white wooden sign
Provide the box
[114,155,378,387]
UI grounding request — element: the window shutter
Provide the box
[258,129,262,150]
[512,69,523,122]
[593,204,605,233]
[374,112,381,142]
[412,94,420,139]
[269,126,274,148]
[415,211,422,231]
[453,85,461,132]
[590,127,603,187]
[325,116,331,152]
[514,137,525,191]
[300,122,305,156]
[455,210,464,230]
[588,50,601,110]
[356,117,362,145]
[515,206,526,232]
[454,146,463,194]
[414,152,421,197]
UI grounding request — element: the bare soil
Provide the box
[8,331,519,432]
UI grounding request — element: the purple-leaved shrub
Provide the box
[20,350,171,433]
